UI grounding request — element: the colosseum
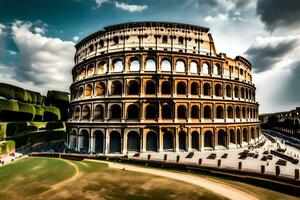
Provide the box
[67,22,260,154]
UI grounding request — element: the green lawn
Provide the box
[0,157,227,200]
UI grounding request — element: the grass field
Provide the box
[0,157,227,200]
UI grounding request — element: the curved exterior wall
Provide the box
[67,22,260,154]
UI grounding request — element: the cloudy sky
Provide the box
[0,0,299,113]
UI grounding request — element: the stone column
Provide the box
[122,132,127,154]
[105,130,109,154]
[159,128,163,152]
[175,129,179,152]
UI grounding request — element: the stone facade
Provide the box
[67,22,260,154]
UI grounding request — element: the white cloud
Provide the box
[73,36,79,42]
[95,0,109,7]
[34,27,46,35]
[204,13,228,22]
[114,2,148,12]
[0,24,6,36]
[10,21,75,94]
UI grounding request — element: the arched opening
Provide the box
[79,68,85,80]
[82,106,90,120]
[177,105,187,119]
[241,87,245,99]
[230,129,235,144]
[161,59,171,71]
[127,80,139,95]
[203,83,211,96]
[79,87,84,98]
[237,129,241,144]
[175,60,185,72]
[204,131,213,148]
[243,128,248,142]
[161,81,171,95]
[145,59,156,71]
[95,82,106,96]
[109,104,122,119]
[242,107,246,118]
[191,105,199,119]
[94,131,104,153]
[178,36,184,45]
[234,86,239,98]
[163,131,174,151]
[215,84,222,96]
[191,82,199,95]
[251,127,255,139]
[127,104,139,119]
[109,131,121,153]
[218,130,227,147]
[87,64,94,76]
[162,104,172,119]
[177,81,187,95]
[247,107,250,119]
[94,105,104,120]
[191,131,199,150]
[216,106,224,119]
[179,131,187,151]
[80,130,89,152]
[129,58,140,71]
[113,59,123,72]
[75,107,80,119]
[227,106,233,118]
[202,63,210,74]
[236,106,241,118]
[190,61,198,74]
[98,61,107,74]
[245,88,249,99]
[127,131,140,152]
[146,104,156,119]
[113,36,119,44]
[85,84,92,97]
[204,106,211,119]
[226,85,232,97]
[146,80,156,94]
[214,64,221,75]
[69,130,77,149]
[111,81,122,95]
[146,131,158,152]
[162,35,168,43]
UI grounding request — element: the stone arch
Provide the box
[87,64,94,76]
[236,106,241,118]
[127,131,140,152]
[161,81,171,95]
[129,58,140,71]
[95,82,106,96]
[111,80,122,95]
[69,130,77,149]
[234,86,239,98]
[109,131,121,153]
[94,104,104,120]
[229,129,235,144]
[97,61,107,74]
[127,104,139,119]
[243,128,248,142]
[161,59,171,71]
[190,61,198,74]
[177,81,187,95]
[241,87,245,99]
[191,131,199,150]
[179,131,187,151]
[237,129,242,144]
[94,130,104,153]
[145,80,156,94]
[127,80,139,95]
[163,131,174,151]
[242,107,246,118]
[204,131,213,148]
[216,106,224,119]
[82,105,91,120]
[214,63,222,75]
[109,104,122,119]
[113,58,123,72]
[191,82,199,95]
[191,105,199,119]
[251,127,255,139]
[226,85,232,97]
[218,129,227,147]
[162,103,172,119]
[146,131,158,152]
[202,62,210,74]
[146,104,156,119]
[175,59,186,72]
[79,87,84,98]
[145,58,156,71]
[74,107,80,120]
[203,83,211,96]
[204,105,212,119]
[79,130,89,152]
[227,106,233,118]
[215,84,222,96]
[85,84,92,97]
[177,105,187,119]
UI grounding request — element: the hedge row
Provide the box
[0,122,65,138]
[0,83,44,105]
[12,130,66,148]
[47,90,69,102]
[0,140,15,155]
[0,99,61,122]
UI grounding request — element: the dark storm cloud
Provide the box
[244,37,298,73]
[256,0,300,31]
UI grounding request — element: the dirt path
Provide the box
[39,159,81,196]
[86,159,259,200]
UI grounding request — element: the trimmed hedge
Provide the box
[0,99,19,112]
[0,140,15,155]
[44,106,61,121]
[47,90,69,102]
